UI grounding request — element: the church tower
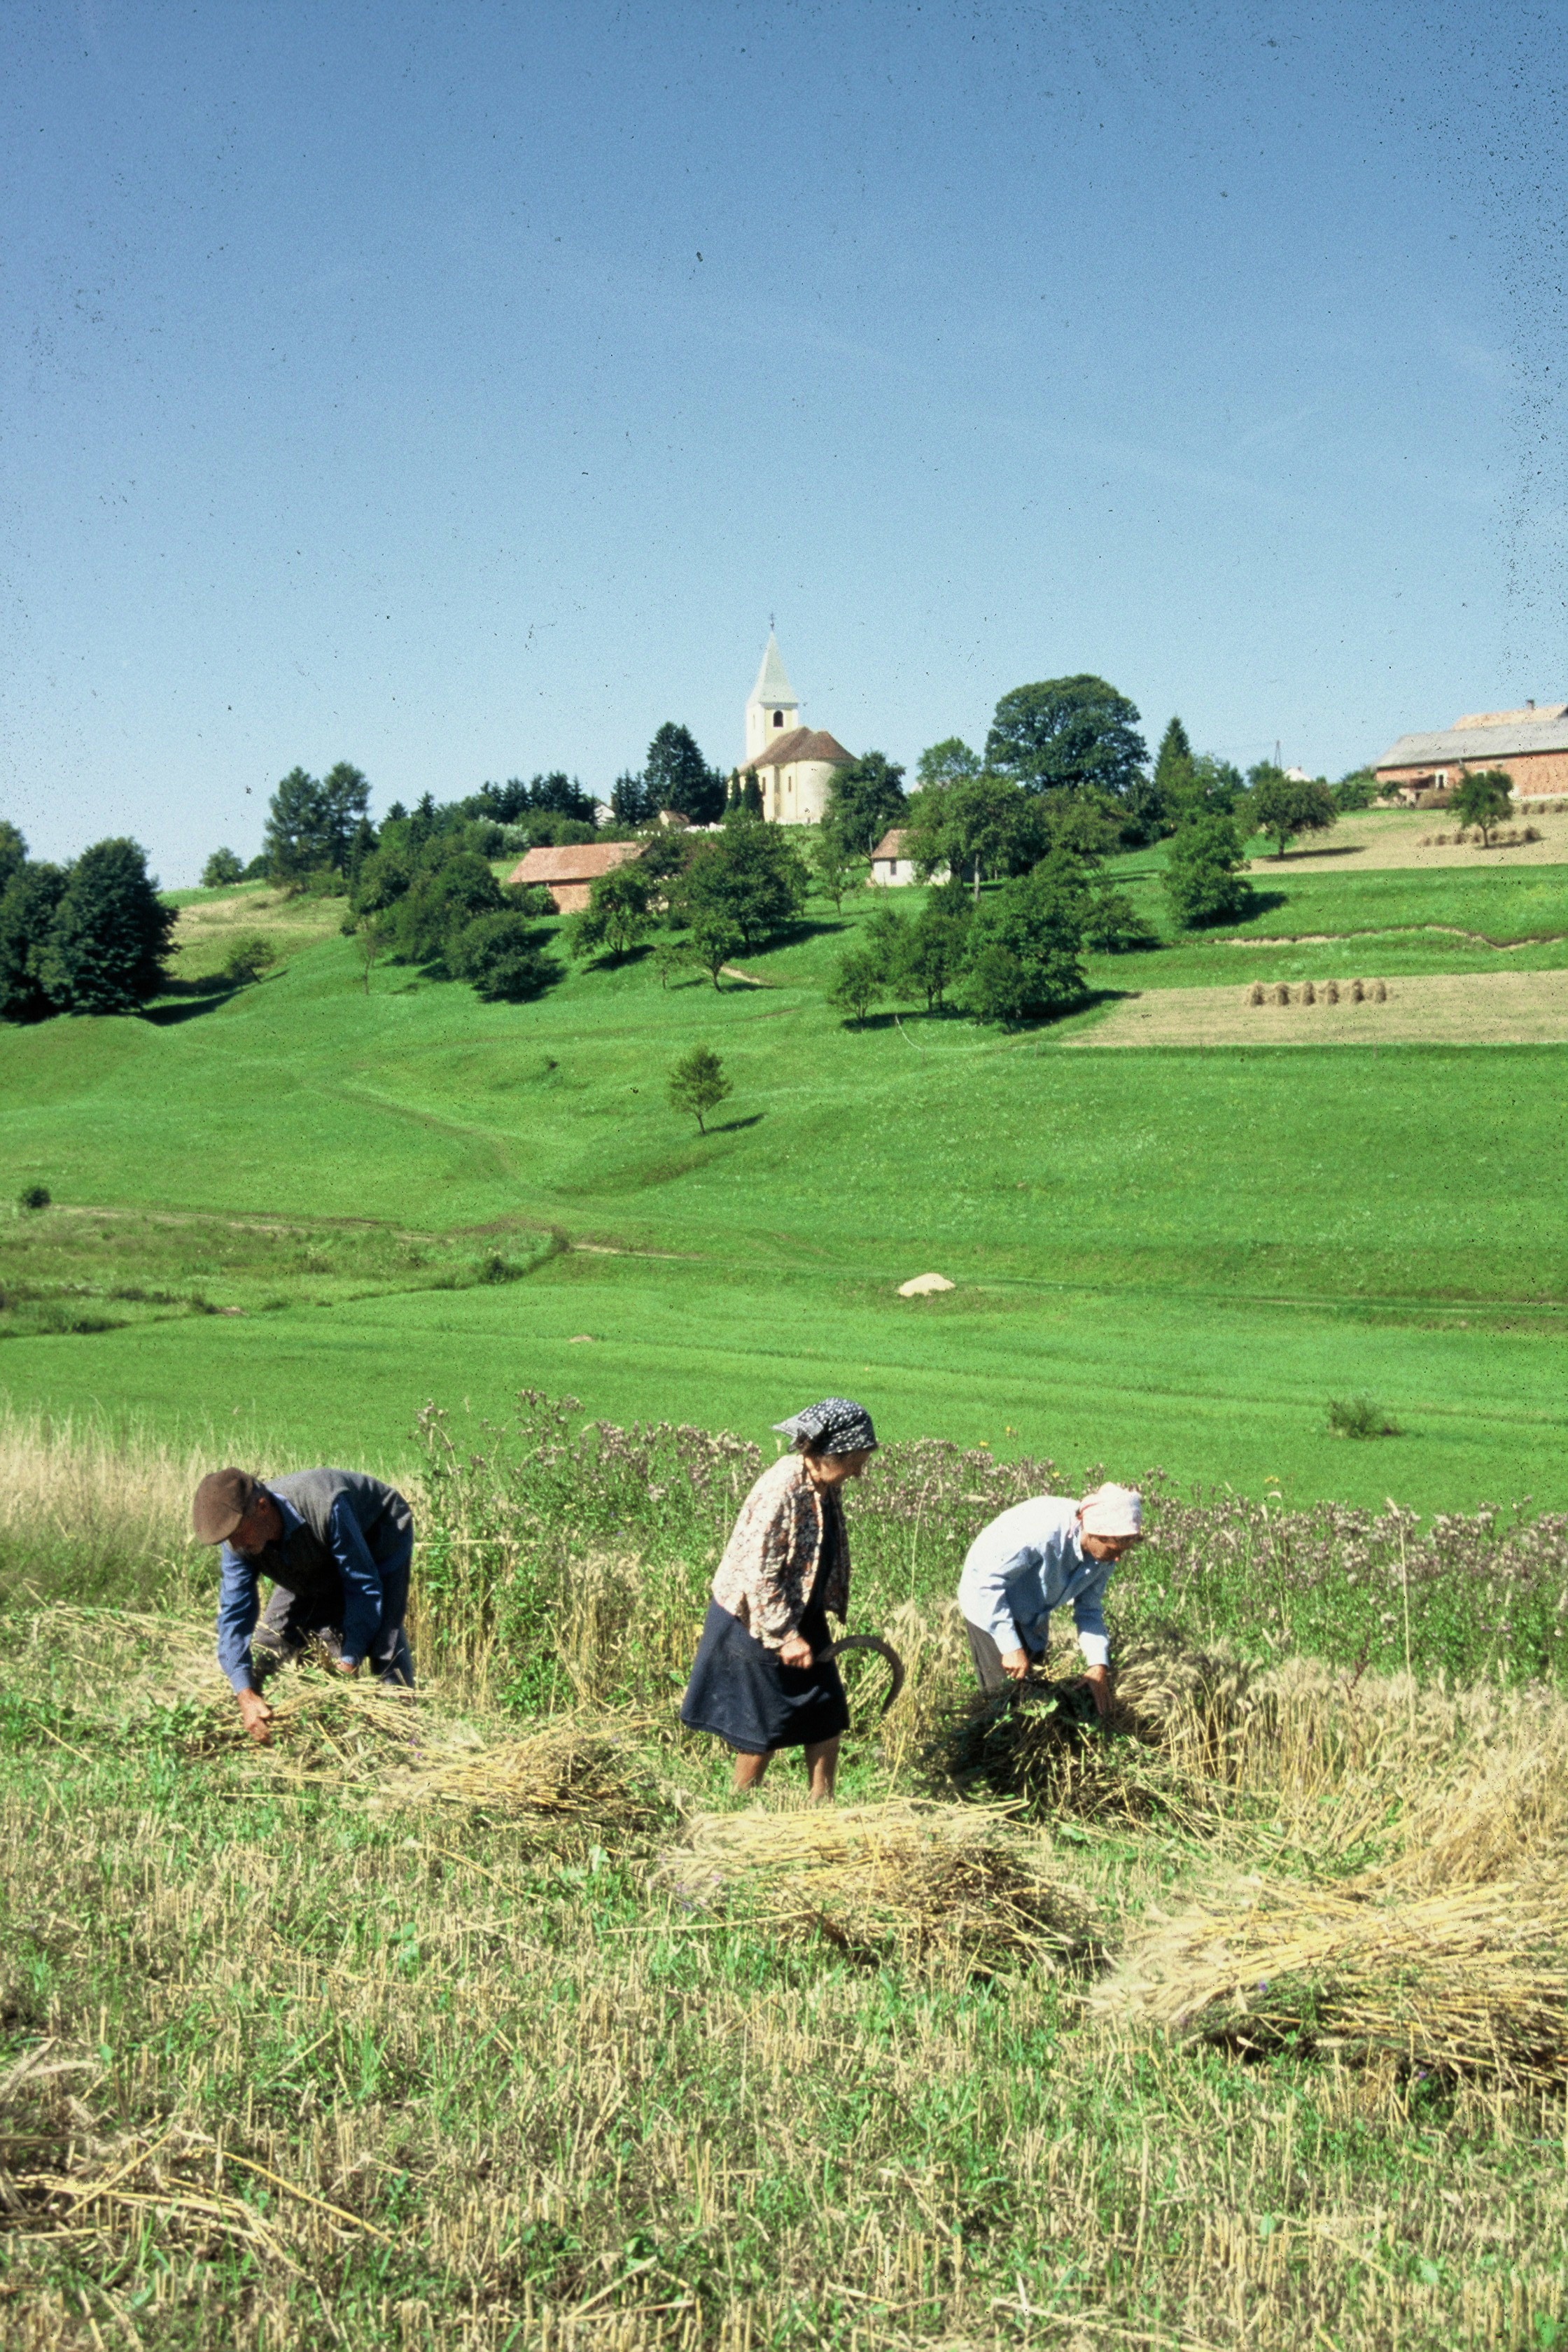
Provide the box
[745,632,802,764]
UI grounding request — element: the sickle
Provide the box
[814,1633,906,1718]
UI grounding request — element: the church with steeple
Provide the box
[736,633,855,825]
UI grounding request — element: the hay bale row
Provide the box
[1246,979,1387,1007]
[659,1798,1102,1976]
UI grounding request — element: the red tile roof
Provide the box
[507,841,645,888]
[872,830,909,861]
[739,728,855,774]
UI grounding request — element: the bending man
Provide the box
[957,1481,1143,1715]
[192,1466,416,1744]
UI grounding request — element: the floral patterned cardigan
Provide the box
[709,1452,849,1651]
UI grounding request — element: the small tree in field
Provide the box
[668,1044,732,1133]
[202,848,245,888]
[828,944,883,1026]
[1450,768,1513,846]
[811,830,860,911]
[222,932,279,985]
[352,912,388,995]
[688,911,741,988]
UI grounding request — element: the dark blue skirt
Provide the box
[680,1600,850,1755]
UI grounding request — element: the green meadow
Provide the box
[0,833,1564,1508]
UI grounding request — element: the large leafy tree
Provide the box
[963,849,1090,1023]
[903,774,1042,895]
[985,676,1148,802]
[392,852,505,965]
[824,752,906,855]
[0,859,68,1021]
[447,911,560,1002]
[678,810,808,950]
[36,839,178,1014]
[646,724,724,825]
[914,738,981,790]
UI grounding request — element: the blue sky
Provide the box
[4,0,1564,883]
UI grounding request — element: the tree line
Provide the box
[0,825,176,1021]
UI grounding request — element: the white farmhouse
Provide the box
[736,632,854,825]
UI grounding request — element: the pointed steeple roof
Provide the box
[748,632,797,708]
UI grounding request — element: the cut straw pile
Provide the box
[659,1798,1102,1976]
[191,1673,671,1840]
[939,1633,1258,1828]
[1104,1869,1568,2085]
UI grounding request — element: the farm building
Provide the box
[508,841,644,913]
[1374,701,1568,804]
[736,633,855,824]
[869,828,941,887]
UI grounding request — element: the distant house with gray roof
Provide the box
[1374,701,1568,804]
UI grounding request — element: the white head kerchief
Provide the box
[1077,1482,1143,1537]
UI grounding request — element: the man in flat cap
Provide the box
[957,1481,1144,1715]
[192,1466,416,1743]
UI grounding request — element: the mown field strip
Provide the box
[1072,967,1568,1047]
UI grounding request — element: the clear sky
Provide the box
[4,1,1565,883]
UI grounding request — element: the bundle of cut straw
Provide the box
[662,1798,1102,1975]
[379,1716,671,1836]
[938,1649,1243,1830]
[1105,1870,1568,2085]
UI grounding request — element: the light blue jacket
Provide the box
[957,1495,1113,1667]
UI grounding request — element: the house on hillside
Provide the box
[736,633,855,824]
[1374,701,1568,804]
[508,841,644,913]
[869,828,941,887]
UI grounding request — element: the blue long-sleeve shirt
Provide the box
[956,1495,1114,1668]
[216,1487,391,1691]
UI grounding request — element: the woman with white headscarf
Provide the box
[956,1482,1144,1714]
[680,1397,877,1802]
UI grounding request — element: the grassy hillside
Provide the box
[0,839,1563,1508]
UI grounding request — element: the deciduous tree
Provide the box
[0,860,67,1021]
[985,676,1147,803]
[447,911,561,1002]
[668,1043,732,1132]
[37,839,178,1015]
[678,812,808,951]
[828,944,884,1026]
[570,864,652,960]
[1249,771,1338,860]
[1451,768,1513,846]
[825,752,907,854]
[202,848,245,888]
[962,849,1090,1023]
[1163,813,1255,929]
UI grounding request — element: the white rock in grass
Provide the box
[898,1273,955,1297]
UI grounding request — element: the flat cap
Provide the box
[192,1466,260,1544]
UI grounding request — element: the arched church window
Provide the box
[773,710,783,727]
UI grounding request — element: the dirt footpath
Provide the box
[1070,967,1568,1049]
[1247,806,1568,872]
